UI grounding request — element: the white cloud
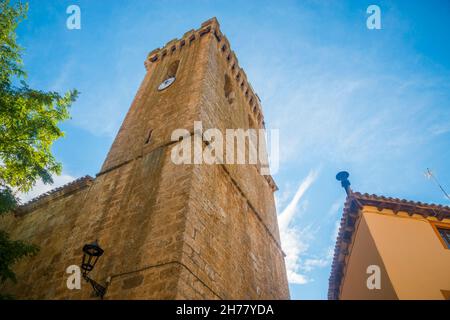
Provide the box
[278,170,319,284]
[282,223,315,284]
[301,257,330,273]
[332,218,340,242]
[278,170,341,285]
[327,197,344,218]
[429,122,450,136]
[287,271,309,285]
[278,170,318,232]
[274,181,295,211]
[18,173,76,203]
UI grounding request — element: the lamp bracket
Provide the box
[84,275,110,299]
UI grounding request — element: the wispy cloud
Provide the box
[429,122,450,136]
[278,170,318,231]
[282,224,315,284]
[327,198,344,243]
[327,197,344,218]
[332,218,341,243]
[301,257,331,273]
[278,169,343,285]
[278,169,319,284]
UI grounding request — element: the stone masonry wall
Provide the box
[0,146,193,299]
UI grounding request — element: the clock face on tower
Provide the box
[158,77,176,91]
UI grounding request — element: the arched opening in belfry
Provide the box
[224,74,234,104]
[166,60,180,79]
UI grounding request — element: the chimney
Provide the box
[336,171,352,195]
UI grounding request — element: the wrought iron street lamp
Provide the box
[80,240,109,299]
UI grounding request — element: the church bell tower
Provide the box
[0,18,289,300]
[94,17,289,299]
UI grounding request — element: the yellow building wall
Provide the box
[363,208,450,300]
[340,214,398,300]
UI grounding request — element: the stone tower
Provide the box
[0,18,289,299]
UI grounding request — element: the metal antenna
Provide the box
[425,168,450,201]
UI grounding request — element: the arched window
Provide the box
[224,74,235,104]
[166,60,180,79]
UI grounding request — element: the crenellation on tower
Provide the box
[144,18,266,131]
[142,18,276,191]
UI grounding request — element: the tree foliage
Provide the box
[0,0,78,292]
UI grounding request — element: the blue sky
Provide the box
[15,0,450,299]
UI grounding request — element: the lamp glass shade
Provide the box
[81,241,104,276]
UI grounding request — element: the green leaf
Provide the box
[0,230,39,284]
[0,186,18,214]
